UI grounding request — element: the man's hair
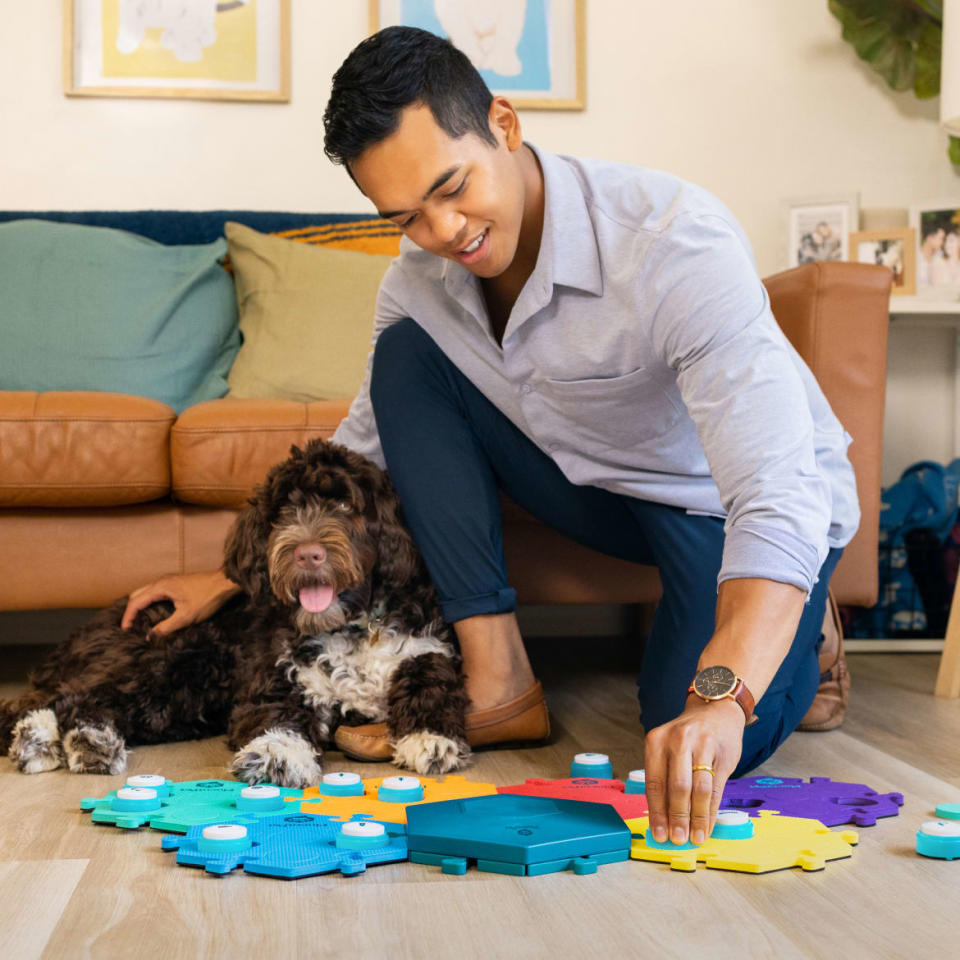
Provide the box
[323,26,498,176]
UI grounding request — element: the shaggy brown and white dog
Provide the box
[0,440,470,786]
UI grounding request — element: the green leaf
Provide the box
[911,0,943,23]
[914,20,942,98]
[829,0,942,93]
[829,1,917,91]
[950,136,960,165]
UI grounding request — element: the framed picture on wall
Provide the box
[370,0,586,110]
[910,201,960,300]
[849,227,916,296]
[63,0,291,102]
[783,194,860,270]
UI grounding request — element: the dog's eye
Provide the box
[335,501,352,513]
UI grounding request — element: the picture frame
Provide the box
[849,227,916,297]
[63,0,291,103]
[909,200,960,301]
[784,194,860,270]
[369,0,586,110]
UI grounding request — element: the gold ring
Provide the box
[691,764,715,776]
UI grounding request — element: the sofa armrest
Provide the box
[764,261,891,607]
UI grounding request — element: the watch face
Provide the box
[694,665,737,699]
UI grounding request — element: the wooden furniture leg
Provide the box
[935,577,960,696]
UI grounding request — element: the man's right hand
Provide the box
[120,570,242,640]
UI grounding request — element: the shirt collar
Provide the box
[528,142,604,297]
[441,142,604,302]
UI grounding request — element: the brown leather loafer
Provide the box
[333,681,550,761]
[798,588,850,732]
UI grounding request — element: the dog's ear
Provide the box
[222,499,271,599]
[222,447,305,598]
[364,465,420,590]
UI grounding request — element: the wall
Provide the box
[2,0,959,482]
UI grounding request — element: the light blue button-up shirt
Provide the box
[333,143,859,593]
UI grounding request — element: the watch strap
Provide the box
[687,671,758,726]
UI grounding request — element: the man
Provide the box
[123,27,857,848]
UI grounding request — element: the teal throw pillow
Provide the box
[0,219,240,413]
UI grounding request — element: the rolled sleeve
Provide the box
[648,213,833,592]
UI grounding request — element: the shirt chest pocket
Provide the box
[537,366,684,448]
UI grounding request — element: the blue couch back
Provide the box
[0,210,384,246]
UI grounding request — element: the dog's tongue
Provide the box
[299,584,335,613]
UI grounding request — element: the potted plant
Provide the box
[828,0,958,162]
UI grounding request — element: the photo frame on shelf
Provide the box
[909,200,960,301]
[783,194,860,270]
[370,0,586,110]
[63,0,291,102]
[849,227,916,297]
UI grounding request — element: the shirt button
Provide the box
[547,442,560,452]
[520,383,532,395]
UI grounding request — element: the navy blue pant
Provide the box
[369,319,841,775]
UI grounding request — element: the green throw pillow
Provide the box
[0,219,240,413]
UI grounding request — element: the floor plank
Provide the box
[0,643,957,958]
[0,860,88,960]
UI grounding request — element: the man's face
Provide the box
[349,103,526,279]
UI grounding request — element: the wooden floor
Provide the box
[2,639,959,960]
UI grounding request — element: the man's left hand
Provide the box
[643,696,746,846]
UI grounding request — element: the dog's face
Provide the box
[223,440,419,635]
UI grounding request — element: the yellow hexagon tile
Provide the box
[626,810,858,874]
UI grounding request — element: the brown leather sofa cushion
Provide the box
[171,397,352,508]
[0,392,174,507]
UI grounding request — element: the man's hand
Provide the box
[643,696,746,846]
[120,570,241,640]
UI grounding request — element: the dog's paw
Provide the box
[62,723,128,775]
[392,731,471,775]
[8,709,65,774]
[230,728,322,788]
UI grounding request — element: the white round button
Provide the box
[341,820,386,838]
[919,820,960,838]
[126,774,165,788]
[381,776,421,790]
[574,753,609,766]
[323,772,362,786]
[201,823,248,841]
[715,810,750,826]
[116,787,157,800]
[241,785,280,799]
[627,769,646,783]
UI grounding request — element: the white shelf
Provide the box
[889,295,960,316]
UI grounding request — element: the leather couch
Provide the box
[0,212,891,614]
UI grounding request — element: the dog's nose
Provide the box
[294,543,327,568]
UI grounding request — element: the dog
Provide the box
[116,1,250,64]
[0,439,471,786]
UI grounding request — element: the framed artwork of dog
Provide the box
[370,0,586,110]
[849,227,916,297]
[63,0,291,102]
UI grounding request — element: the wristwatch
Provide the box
[687,665,758,725]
